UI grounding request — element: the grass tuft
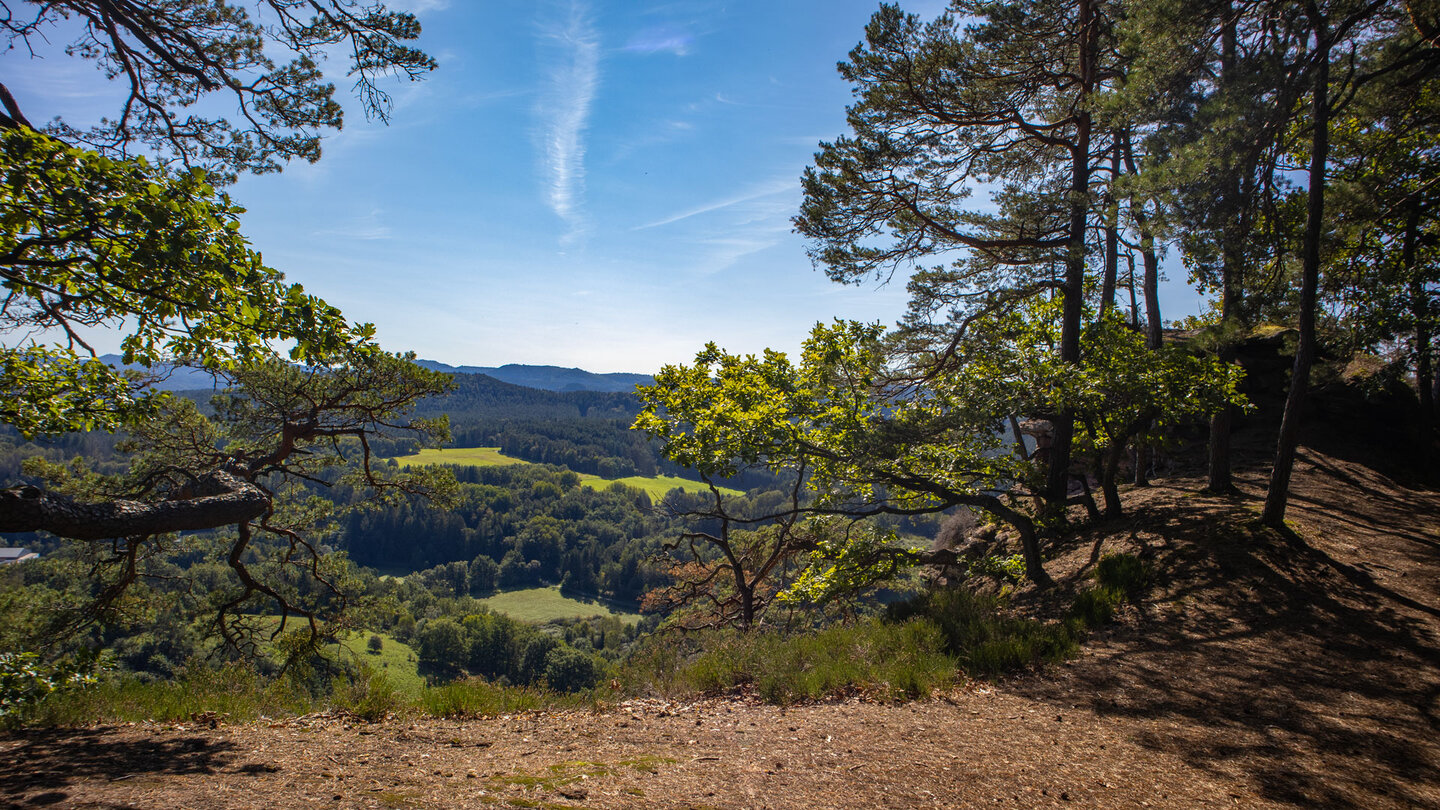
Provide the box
[415,677,593,718]
[1095,552,1151,597]
[889,589,1080,678]
[332,666,404,722]
[622,617,958,704]
[31,663,316,725]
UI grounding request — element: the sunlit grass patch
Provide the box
[620,619,958,704]
[573,472,742,499]
[415,678,594,718]
[479,586,641,625]
[393,446,530,467]
[335,631,424,695]
[30,664,316,725]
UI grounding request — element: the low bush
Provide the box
[0,652,108,727]
[30,663,316,725]
[416,677,590,717]
[888,589,1080,678]
[1095,553,1150,597]
[332,666,403,722]
[1070,585,1124,626]
[1070,552,1150,627]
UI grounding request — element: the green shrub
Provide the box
[1094,553,1150,597]
[542,646,605,693]
[620,619,957,704]
[415,678,587,717]
[0,652,107,726]
[1067,552,1149,628]
[1069,585,1123,626]
[333,666,402,722]
[888,589,1079,678]
[29,663,315,726]
[968,553,1027,583]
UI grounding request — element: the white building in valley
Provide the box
[0,547,38,565]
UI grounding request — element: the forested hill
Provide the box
[406,371,668,478]
[412,371,642,424]
[66,359,695,483]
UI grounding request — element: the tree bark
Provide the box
[1208,9,1244,495]
[1406,205,1434,471]
[1101,139,1121,317]
[981,496,1053,589]
[0,471,268,541]
[1046,0,1096,507]
[1263,24,1331,527]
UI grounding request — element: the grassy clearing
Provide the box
[574,472,741,499]
[336,632,424,695]
[247,619,425,696]
[393,446,529,467]
[479,586,641,625]
[391,446,740,498]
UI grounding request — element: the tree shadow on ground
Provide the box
[1012,450,1440,809]
[0,728,238,808]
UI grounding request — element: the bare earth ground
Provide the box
[4,441,1439,810]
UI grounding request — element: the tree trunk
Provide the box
[1133,441,1150,486]
[1126,253,1140,329]
[1118,130,1163,350]
[1263,26,1331,527]
[1141,240,1162,350]
[1103,410,1156,517]
[1046,0,1096,507]
[1406,206,1434,472]
[985,496,1054,589]
[1208,11,1243,495]
[1101,140,1121,316]
[1100,452,1122,517]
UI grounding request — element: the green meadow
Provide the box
[573,471,739,499]
[337,631,425,695]
[392,447,740,498]
[393,446,528,467]
[478,586,642,625]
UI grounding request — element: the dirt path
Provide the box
[0,690,1282,810]
[3,445,1438,810]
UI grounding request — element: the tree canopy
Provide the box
[1,0,435,178]
[637,0,1439,617]
[0,0,442,639]
[0,128,373,436]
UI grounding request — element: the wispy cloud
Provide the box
[314,208,392,241]
[389,0,450,13]
[632,178,795,231]
[536,0,600,240]
[622,27,694,55]
[631,176,803,278]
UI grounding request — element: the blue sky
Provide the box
[6,0,1199,374]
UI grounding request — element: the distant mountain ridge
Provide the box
[413,361,652,393]
[97,355,653,394]
[98,355,223,392]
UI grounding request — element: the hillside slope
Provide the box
[2,442,1437,809]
